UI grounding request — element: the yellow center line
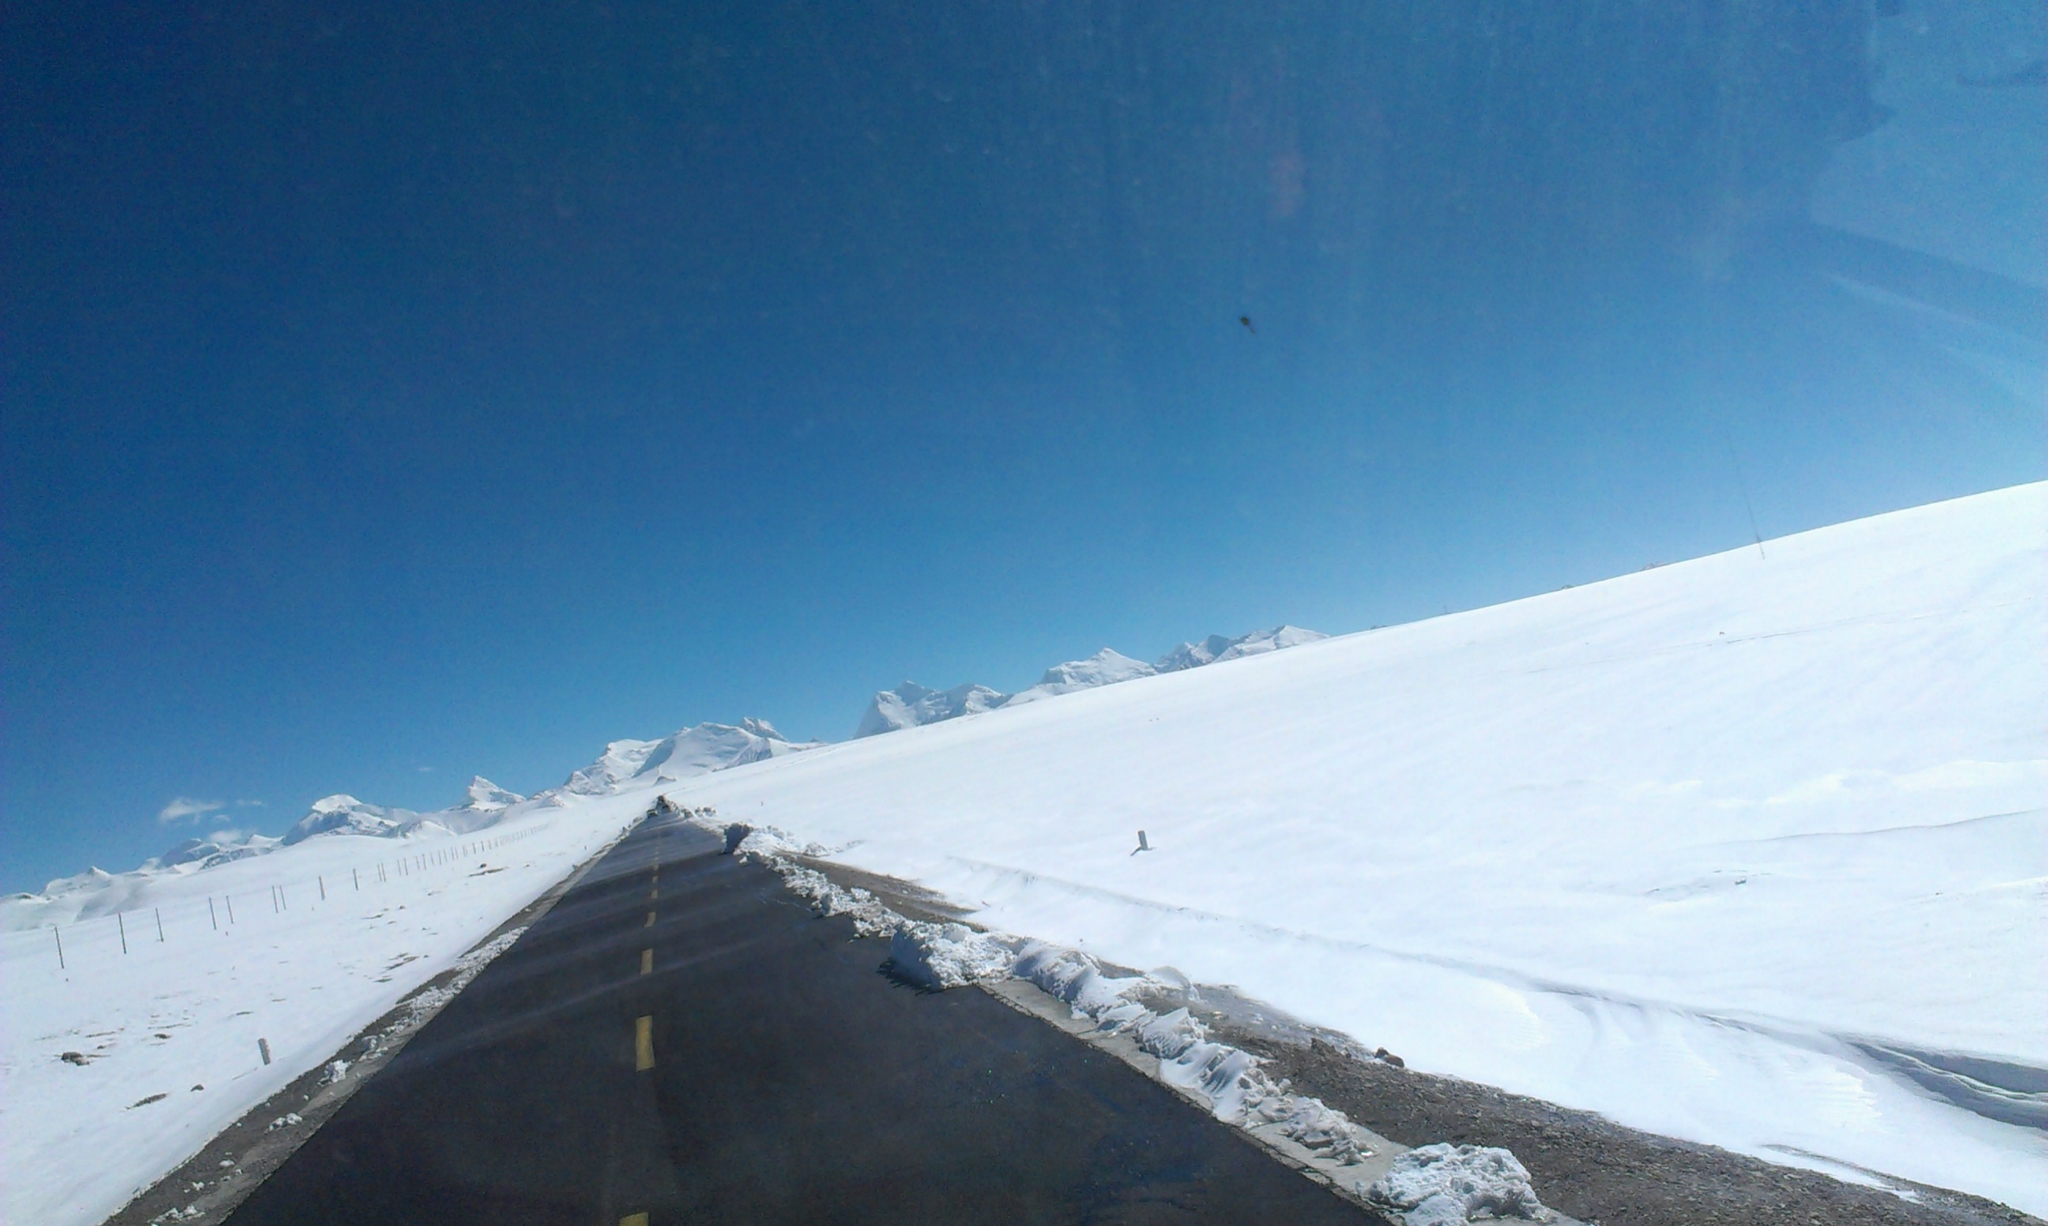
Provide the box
[620,1213,649,1226]
[650,886,659,900]
[640,948,653,975]
[634,1015,655,1071]
[645,910,656,927]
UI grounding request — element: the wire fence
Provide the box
[10,822,555,971]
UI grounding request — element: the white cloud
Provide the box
[416,766,434,774]
[234,798,264,808]
[157,797,224,824]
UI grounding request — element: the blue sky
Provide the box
[4,0,2041,893]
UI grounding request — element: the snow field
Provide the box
[0,795,649,1226]
[668,484,2047,1214]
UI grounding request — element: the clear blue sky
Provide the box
[4,1,2041,893]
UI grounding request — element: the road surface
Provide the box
[223,811,1383,1225]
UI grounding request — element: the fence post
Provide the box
[226,894,235,924]
[54,926,64,969]
[319,875,326,901]
[210,897,217,930]
[118,912,128,954]
[353,868,359,891]
[155,907,164,942]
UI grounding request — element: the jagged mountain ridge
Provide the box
[853,683,1009,738]
[853,626,1326,736]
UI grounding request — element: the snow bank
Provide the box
[0,792,650,1226]
[886,923,1015,990]
[671,483,2048,1215]
[1365,1144,1549,1226]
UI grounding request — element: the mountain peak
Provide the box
[854,681,1009,738]
[740,716,787,742]
[462,777,524,810]
[1006,648,1157,706]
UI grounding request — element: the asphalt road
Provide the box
[223,811,1382,1225]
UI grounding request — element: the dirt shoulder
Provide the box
[1234,1031,2036,1226]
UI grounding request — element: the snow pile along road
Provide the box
[668,484,2047,1215]
[753,833,1381,1170]
[1366,1144,1548,1226]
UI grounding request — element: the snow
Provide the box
[666,483,2047,1215]
[854,627,1327,734]
[6,484,2041,1221]
[854,681,1010,738]
[1154,625,1328,672]
[0,707,827,1225]
[562,718,814,794]
[1006,648,1158,705]
[282,795,411,844]
[1365,1144,1548,1226]
[763,844,1378,1165]
[0,793,652,1226]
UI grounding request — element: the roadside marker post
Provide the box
[53,926,64,969]
[155,907,164,942]
[118,912,128,954]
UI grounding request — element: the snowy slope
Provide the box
[0,791,653,1226]
[668,484,2047,1214]
[0,718,818,1224]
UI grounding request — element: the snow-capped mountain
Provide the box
[156,829,281,869]
[459,776,523,812]
[282,795,416,845]
[852,627,1326,735]
[1153,625,1327,672]
[560,718,817,795]
[1004,648,1158,706]
[854,682,1010,738]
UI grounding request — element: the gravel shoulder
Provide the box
[1240,1033,2038,1226]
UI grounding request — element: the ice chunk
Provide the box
[1365,1143,1548,1225]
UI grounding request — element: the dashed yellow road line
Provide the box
[634,1015,655,1071]
[645,910,656,927]
[650,886,659,900]
[640,948,653,975]
[620,1213,649,1226]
